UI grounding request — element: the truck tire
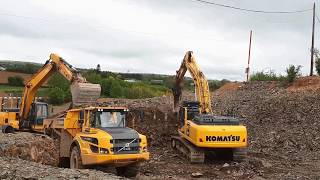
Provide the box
[116,162,140,177]
[2,125,14,133]
[70,146,84,169]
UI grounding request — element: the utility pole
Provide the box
[246,30,253,82]
[310,2,315,76]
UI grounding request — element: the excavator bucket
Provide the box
[70,82,101,105]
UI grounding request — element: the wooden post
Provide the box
[0,97,2,111]
[246,30,253,82]
[10,97,13,109]
[310,2,315,76]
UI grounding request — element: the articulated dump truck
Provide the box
[0,54,149,177]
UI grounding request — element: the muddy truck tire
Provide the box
[116,162,140,177]
[2,125,15,133]
[70,146,84,169]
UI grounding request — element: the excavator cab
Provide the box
[18,102,49,130]
[178,101,199,128]
[30,102,49,126]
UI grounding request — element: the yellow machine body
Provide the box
[43,106,149,168]
[0,112,19,129]
[179,121,247,148]
[171,51,248,163]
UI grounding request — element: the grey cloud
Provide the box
[0,0,317,80]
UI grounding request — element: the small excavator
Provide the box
[171,51,247,163]
[0,54,149,177]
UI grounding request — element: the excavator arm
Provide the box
[19,53,101,126]
[173,51,212,114]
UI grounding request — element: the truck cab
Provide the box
[44,106,149,177]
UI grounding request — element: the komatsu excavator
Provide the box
[0,54,149,177]
[171,51,247,163]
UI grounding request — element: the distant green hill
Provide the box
[0,60,229,91]
[0,60,42,74]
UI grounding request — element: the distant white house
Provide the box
[0,65,6,71]
[150,80,163,85]
[124,79,137,83]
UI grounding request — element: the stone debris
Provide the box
[0,132,125,179]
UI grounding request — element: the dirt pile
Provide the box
[0,132,125,179]
[0,157,124,179]
[213,81,320,162]
[0,132,59,166]
[215,82,243,94]
[287,76,320,91]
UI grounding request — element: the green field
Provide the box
[0,85,48,97]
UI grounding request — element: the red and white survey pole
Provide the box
[246,30,253,82]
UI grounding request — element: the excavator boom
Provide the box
[19,53,101,126]
[173,51,212,114]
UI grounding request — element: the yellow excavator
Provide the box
[171,51,247,163]
[0,53,100,132]
[0,54,149,177]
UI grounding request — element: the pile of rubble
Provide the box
[0,132,59,166]
[213,81,320,162]
[0,132,124,179]
[0,157,122,180]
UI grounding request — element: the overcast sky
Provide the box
[0,0,318,80]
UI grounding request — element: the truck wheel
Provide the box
[2,125,14,133]
[116,162,140,177]
[70,146,84,169]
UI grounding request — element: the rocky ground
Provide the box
[104,79,320,179]
[1,78,320,179]
[0,132,125,179]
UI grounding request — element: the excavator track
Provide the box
[233,148,248,162]
[171,136,205,163]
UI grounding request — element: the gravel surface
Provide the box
[0,132,125,179]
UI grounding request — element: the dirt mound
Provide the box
[0,132,125,179]
[0,132,59,166]
[216,82,243,94]
[212,81,320,175]
[288,76,320,91]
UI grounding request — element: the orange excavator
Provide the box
[0,53,101,132]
